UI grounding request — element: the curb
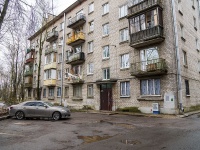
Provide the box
[0,115,10,121]
[178,110,200,118]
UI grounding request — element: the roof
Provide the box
[28,0,86,41]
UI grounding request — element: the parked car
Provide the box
[0,102,8,110]
[9,101,70,120]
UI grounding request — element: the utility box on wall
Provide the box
[152,103,160,114]
[164,92,175,109]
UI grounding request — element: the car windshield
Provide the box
[43,101,54,107]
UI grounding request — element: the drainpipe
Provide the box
[61,12,66,106]
[171,0,183,113]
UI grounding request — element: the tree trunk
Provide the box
[0,0,10,30]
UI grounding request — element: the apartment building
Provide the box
[24,0,200,114]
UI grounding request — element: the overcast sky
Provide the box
[54,0,77,15]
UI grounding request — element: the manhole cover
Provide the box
[121,139,141,145]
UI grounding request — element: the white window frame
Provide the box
[119,4,128,18]
[87,84,94,97]
[140,79,161,96]
[73,85,82,98]
[88,41,93,53]
[102,3,109,15]
[102,23,109,36]
[49,87,54,97]
[58,53,62,63]
[87,63,94,75]
[119,28,129,42]
[89,20,94,32]
[60,22,64,31]
[57,87,61,97]
[120,81,130,97]
[196,38,200,51]
[121,54,130,69]
[102,45,110,59]
[183,50,187,66]
[57,70,61,80]
[88,2,94,14]
[103,68,110,80]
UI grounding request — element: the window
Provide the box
[185,80,190,95]
[28,89,31,97]
[196,39,199,51]
[102,3,109,15]
[59,37,63,46]
[88,41,93,53]
[73,65,82,75]
[121,54,130,69]
[178,0,183,15]
[87,63,94,74]
[49,88,54,97]
[65,68,69,78]
[119,4,127,18]
[74,45,82,53]
[68,17,72,24]
[198,61,200,72]
[89,21,94,32]
[34,76,36,83]
[128,0,144,6]
[194,17,197,30]
[44,69,56,80]
[43,89,46,98]
[87,85,93,97]
[120,81,130,97]
[180,24,185,40]
[88,2,94,14]
[103,45,109,59]
[57,70,61,80]
[140,79,160,95]
[57,87,61,97]
[183,51,187,66]
[60,22,64,31]
[58,53,62,63]
[192,0,195,8]
[45,53,56,64]
[103,68,110,80]
[73,85,82,98]
[120,28,129,42]
[65,86,69,97]
[102,23,109,36]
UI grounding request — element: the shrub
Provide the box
[116,107,141,113]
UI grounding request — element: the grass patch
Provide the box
[116,107,141,113]
[185,105,200,113]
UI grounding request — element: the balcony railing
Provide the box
[66,52,85,65]
[46,31,58,42]
[128,0,162,17]
[45,46,57,55]
[66,32,85,46]
[129,25,164,48]
[24,70,33,76]
[67,13,86,29]
[24,77,32,88]
[43,79,56,86]
[130,58,167,77]
[44,62,57,70]
[26,48,35,54]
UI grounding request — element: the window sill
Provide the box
[178,10,183,16]
[120,67,129,71]
[87,73,94,76]
[88,51,93,54]
[57,96,61,98]
[102,13,109,17]
[184,65,188,68]
[87,96,94,99]
[118,16,127,21]
[181,37,186,42]
[119,40,129,45]
[102,58,110,61]
[88,31,94,35]
[120,96,130,98]
[194,27,197,31]
[102,34,109,38]
[192,5,195,10]
[88,11,94,15]
[72,97,83,101]
[186,95,190,97]
[137,95,163,101]
[65,96,69,98]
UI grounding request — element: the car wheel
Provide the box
[15,111,24,120]
[52,112,61,121]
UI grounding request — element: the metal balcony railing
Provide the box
[129,25,164,48]
[67,13,86,29]
[24,70,33,76]
[45,46,57,55]
[128,0,162,16]
[130,58,167,77]
[46,31,58,42]
[66,52,85,65]
[66,32,85,46]
[26,48,35,54]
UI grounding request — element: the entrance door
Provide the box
[100,84,112,111]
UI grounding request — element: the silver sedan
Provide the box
[9,101,71,120]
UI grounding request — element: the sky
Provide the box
[54,0,77,15]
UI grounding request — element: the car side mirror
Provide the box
[44,105,48,108]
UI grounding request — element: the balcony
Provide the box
[45,46,57,55]
[26,48,35,54]
[44,62,57,70]
[67,13,86,29]
[43,79,56,86]
[130,58,167,77]
[46,31,58,42]
[129,25,164,48]
[24,70,33,77]
[127,0,162,17]
[24,77,32,88]
[67,32,85,46]
[25,57,34,64]
[66,52,85,65]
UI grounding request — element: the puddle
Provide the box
[78,135,112,144]
[121,139,141,145]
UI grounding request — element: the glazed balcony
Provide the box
[46,31,58,42]
[26,48,35,54]
[45,46,57,55]
[128,0,162,17]
[44,62,57,70]
[43,79,56,86]
[66,52,85,65]
[24,77,32,88]
[129,25,164,48]
[130,58,167,77]
[67,13,86,29]
[67,32,85,46]
[24,70,33,77]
